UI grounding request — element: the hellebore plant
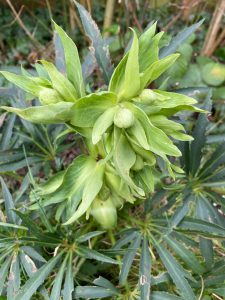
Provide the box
[3,4,225,300]
[0,21,203,229]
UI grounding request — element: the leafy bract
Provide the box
[70,92,117,128]
[1,102,73,124]
[53,21,85,98]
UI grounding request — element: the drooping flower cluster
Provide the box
[1,22,203,228]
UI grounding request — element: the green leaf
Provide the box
[127,103,181,157]
[76,231,105,243]
[154,241,196,300]
[139,236,151,300]
[70,92,117,128]
[112,230,139,250]
[120,30,140,100]
[53,21,85,98]
[152,291,183,300]
[38,171,65,195]
[41,60,78,101]
[92,106,117,144]
[0,256,12,294]
[190,90,212,175]
[0,222,28,231]
[50,255,67,300]
[0,71,51,96]
[20,252,37,277]
[93,277,118,293]
[165,235,205,274]
[199,142,225,179]
[119,233,142,285]
[62,252,74,300]
[74,286,117,299]
[196,196,215,269]
[113,130,143,195]
[31,155,96,209]
[0,113,16,151]
[127,119,149,150]
[0,177,17,224]
[210,287,225,297]
[109,31,140,100]
[139,26,163,72]
[159,19,204,58]
[74,1,113,84]
[14,252,63,300]
[178,217,225,238]
[63,161,105,225]
[140,54,179,89]
[21,246,46,263]
[7,254,21,299]
[77,246,119,264]
[1,102,74,124]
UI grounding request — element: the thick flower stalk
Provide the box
[0,22,203,228]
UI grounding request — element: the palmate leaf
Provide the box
[14,251,64,300]
[154,241,196,300]
[74,1,113,84]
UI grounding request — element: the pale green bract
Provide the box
[0,22,204,227]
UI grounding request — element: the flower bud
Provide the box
[132,156,144,171]
[114,108,134,128]
[91,197,117,229]
[139,89,157,103]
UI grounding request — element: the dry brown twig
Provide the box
[201,0,225,56]
[6,0,43,50]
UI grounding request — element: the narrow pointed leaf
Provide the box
[62,252,74,300]
[50,255,67,300]
[77,246,119,264]
[159,19,204,58]
[119,233,142,285]
[75,1,113,83]
[139,236,151,299]
[53,21,85,98]
[15,252,63,300]
[155,241,196,300]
